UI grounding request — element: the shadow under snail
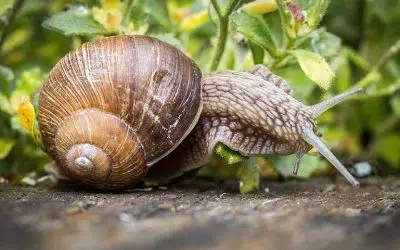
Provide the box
[37,35,363,191]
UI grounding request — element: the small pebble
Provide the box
[264,187,270,193]
[66,200,96,215]
[21,176,36,186]
[323,184,336,192]
[119,213,135,223]
[37,176,50,183]
[351,162,373,177]
[158,186,168,190]
[345,208,361,216]
[67,204,84,215]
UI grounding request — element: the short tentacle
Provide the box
[293,152,304,175]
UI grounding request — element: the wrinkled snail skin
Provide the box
[37,35,202,190]
[146,67,314,181]
[148,66,363,186]
[38,35,362,191]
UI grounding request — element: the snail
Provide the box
[37,35,363,191]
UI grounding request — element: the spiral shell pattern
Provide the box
[37,35,202,190]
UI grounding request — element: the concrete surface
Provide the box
[1,177,400,250]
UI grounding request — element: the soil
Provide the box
[1,177,400,250]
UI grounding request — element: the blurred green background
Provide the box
[0,0,399,186]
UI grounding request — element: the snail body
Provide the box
[38,35,362,191]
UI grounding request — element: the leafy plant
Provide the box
[0,0,399,190]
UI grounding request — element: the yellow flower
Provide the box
[241,0,278,14]
[92,0,122,33]
[180,10,209,32]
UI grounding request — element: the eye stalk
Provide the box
[300,127,359,186]
[310,88,364,118]
[294,88,365,186]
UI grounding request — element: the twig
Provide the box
[0,0,25,50]
[373,39,400,71]
[352,39,400,90]
[209,0,239,72]
[353,71,381,89]
[353,79,400,100]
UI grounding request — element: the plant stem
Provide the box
[354,79,400,100]
[210,0,222,17]
[373,39,400,71]
[209,17,229,72]
[0,0,25,51]
[353,71,381,89]
[122,0,135,27]
[352,39,400,91]
[223,0,240,16]
[209,0,239,72]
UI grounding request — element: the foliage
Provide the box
[0,0,399,189]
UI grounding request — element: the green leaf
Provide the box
[289,49,335,90]
[237,158,260,194]
[0,0,13,16]
[0,65,14,96]
[214,143,248,165]
[342,47,369,71]
[15,67,43,95]
[42,6,107,36]
[306,0,330,29]
[147,0,172,31]
[0,138,14,160]
[275,0,292,34]
[10,115,27,134]
[275,65,315,102]
[299,29,342,58]
[262,10,286,52]
[231,11,279,57]
[390,96,400,116]
[331,55,351,93]
[376,134,400,167]
[124,0,147,28]
[0,93,12,114]
[249,41,264,64]
[269,154,327,179]
[150,33,185,51]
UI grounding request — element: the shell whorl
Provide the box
[55,109,146,190]
[37,35,202,190]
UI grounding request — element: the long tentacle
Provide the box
[310,88,364,117]
[300,127,359,186]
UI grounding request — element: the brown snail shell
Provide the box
[37,35,202,190]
